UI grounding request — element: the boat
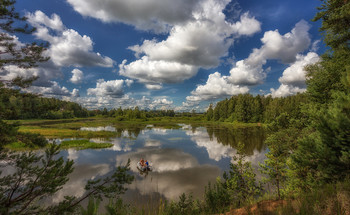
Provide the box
[137,161,152,171]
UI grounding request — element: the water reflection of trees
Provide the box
[205,126,266,155]
[113,127,144,139]
[112,124,266,156]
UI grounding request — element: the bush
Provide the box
[16,132,48,148]
[204,178,230,213]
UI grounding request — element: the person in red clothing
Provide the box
[140,158,145,167]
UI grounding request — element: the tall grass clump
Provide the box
[60,139,113,150]
[279,179,350,215]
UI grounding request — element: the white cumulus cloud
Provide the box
[119,57,198,85]
[87,79,133,98]
[66,0,202,33]
[228,20,312,86]
[271,52,320,97]
[72,88,80,97]
[27,10,114,68]
[25,81,74,97]
[119,0,260,88]
[70,69,84,84]
[186,72,249,102]
[0,34,62,87]
[231,12,262,36]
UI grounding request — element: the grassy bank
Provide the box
[4,142,40,151]
[18,126,117,138]
[8,117,264,139]
[60,139,113,150]
[4,139,113,150]
[5,117,264,151]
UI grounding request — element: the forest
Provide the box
[205,93,308,123]
[0,0,349,214]
[0,87,178,120]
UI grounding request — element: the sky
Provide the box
[3,0,326,111]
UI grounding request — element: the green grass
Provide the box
[168,137,183,141]
[60,139,113,150]
[4,139,113,150]
[18,126,118,138]
[4,142,40,151]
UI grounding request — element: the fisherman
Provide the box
[140,158,145,167]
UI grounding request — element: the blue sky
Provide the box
[5,0,325,111]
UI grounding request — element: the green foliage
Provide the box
[223,142,262,208]
[0,146,134,214]
[207,93,308,123]
[315,92,350,181]
[0,1,49,69]
[291,91,350,190]
[80,197,100,215]
[305,49,350,104]
[104,197,135,215]
[60,139,113,150]
[259,135,289,199]
[206,125,266,156]
[84,159,134,201]
[287,0,350,194]
[0,0,28,33]
[203,178,230,213]
[313,0,350,50]
[0,144,75,214]
[0,119,18,148]
[159,143,263,215]
[160,193,203,215]
[113,107,176,120]
[16,132,47,148]
[279,179,350,215]
[254,1,350,203]
[0,89,90,120]
[0,120,48,149]
[205,103,213,121]
[0,2,135,214]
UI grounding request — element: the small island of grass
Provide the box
[60,139,113,150]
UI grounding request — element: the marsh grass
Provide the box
[277,180,350,215]
[4,141,40,151]
[60,139,113,150]
[18,126,118,138]
[13,117,263,140]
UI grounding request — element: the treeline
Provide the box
[205,93,308,123]
[0,87,181,120]
[0,86,183,120]
[0,87,89,119]
[96,106,176,120]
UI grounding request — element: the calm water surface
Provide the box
[52,124,266,208]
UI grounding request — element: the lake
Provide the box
[51,124,266,209]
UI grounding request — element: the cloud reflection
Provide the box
[67,148,79,160]
[52,163,110,203]
[80,126,116,132]
[187,128,267,168]
[144,139,162,147]
[90,138,133,152]
[116,147,221,200]
[187,129,237,161]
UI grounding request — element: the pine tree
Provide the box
[205,103,214,121]
[289,0,350,190]
[0,2,135,214]
[0,0,48,70]
[223,142,262,207]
